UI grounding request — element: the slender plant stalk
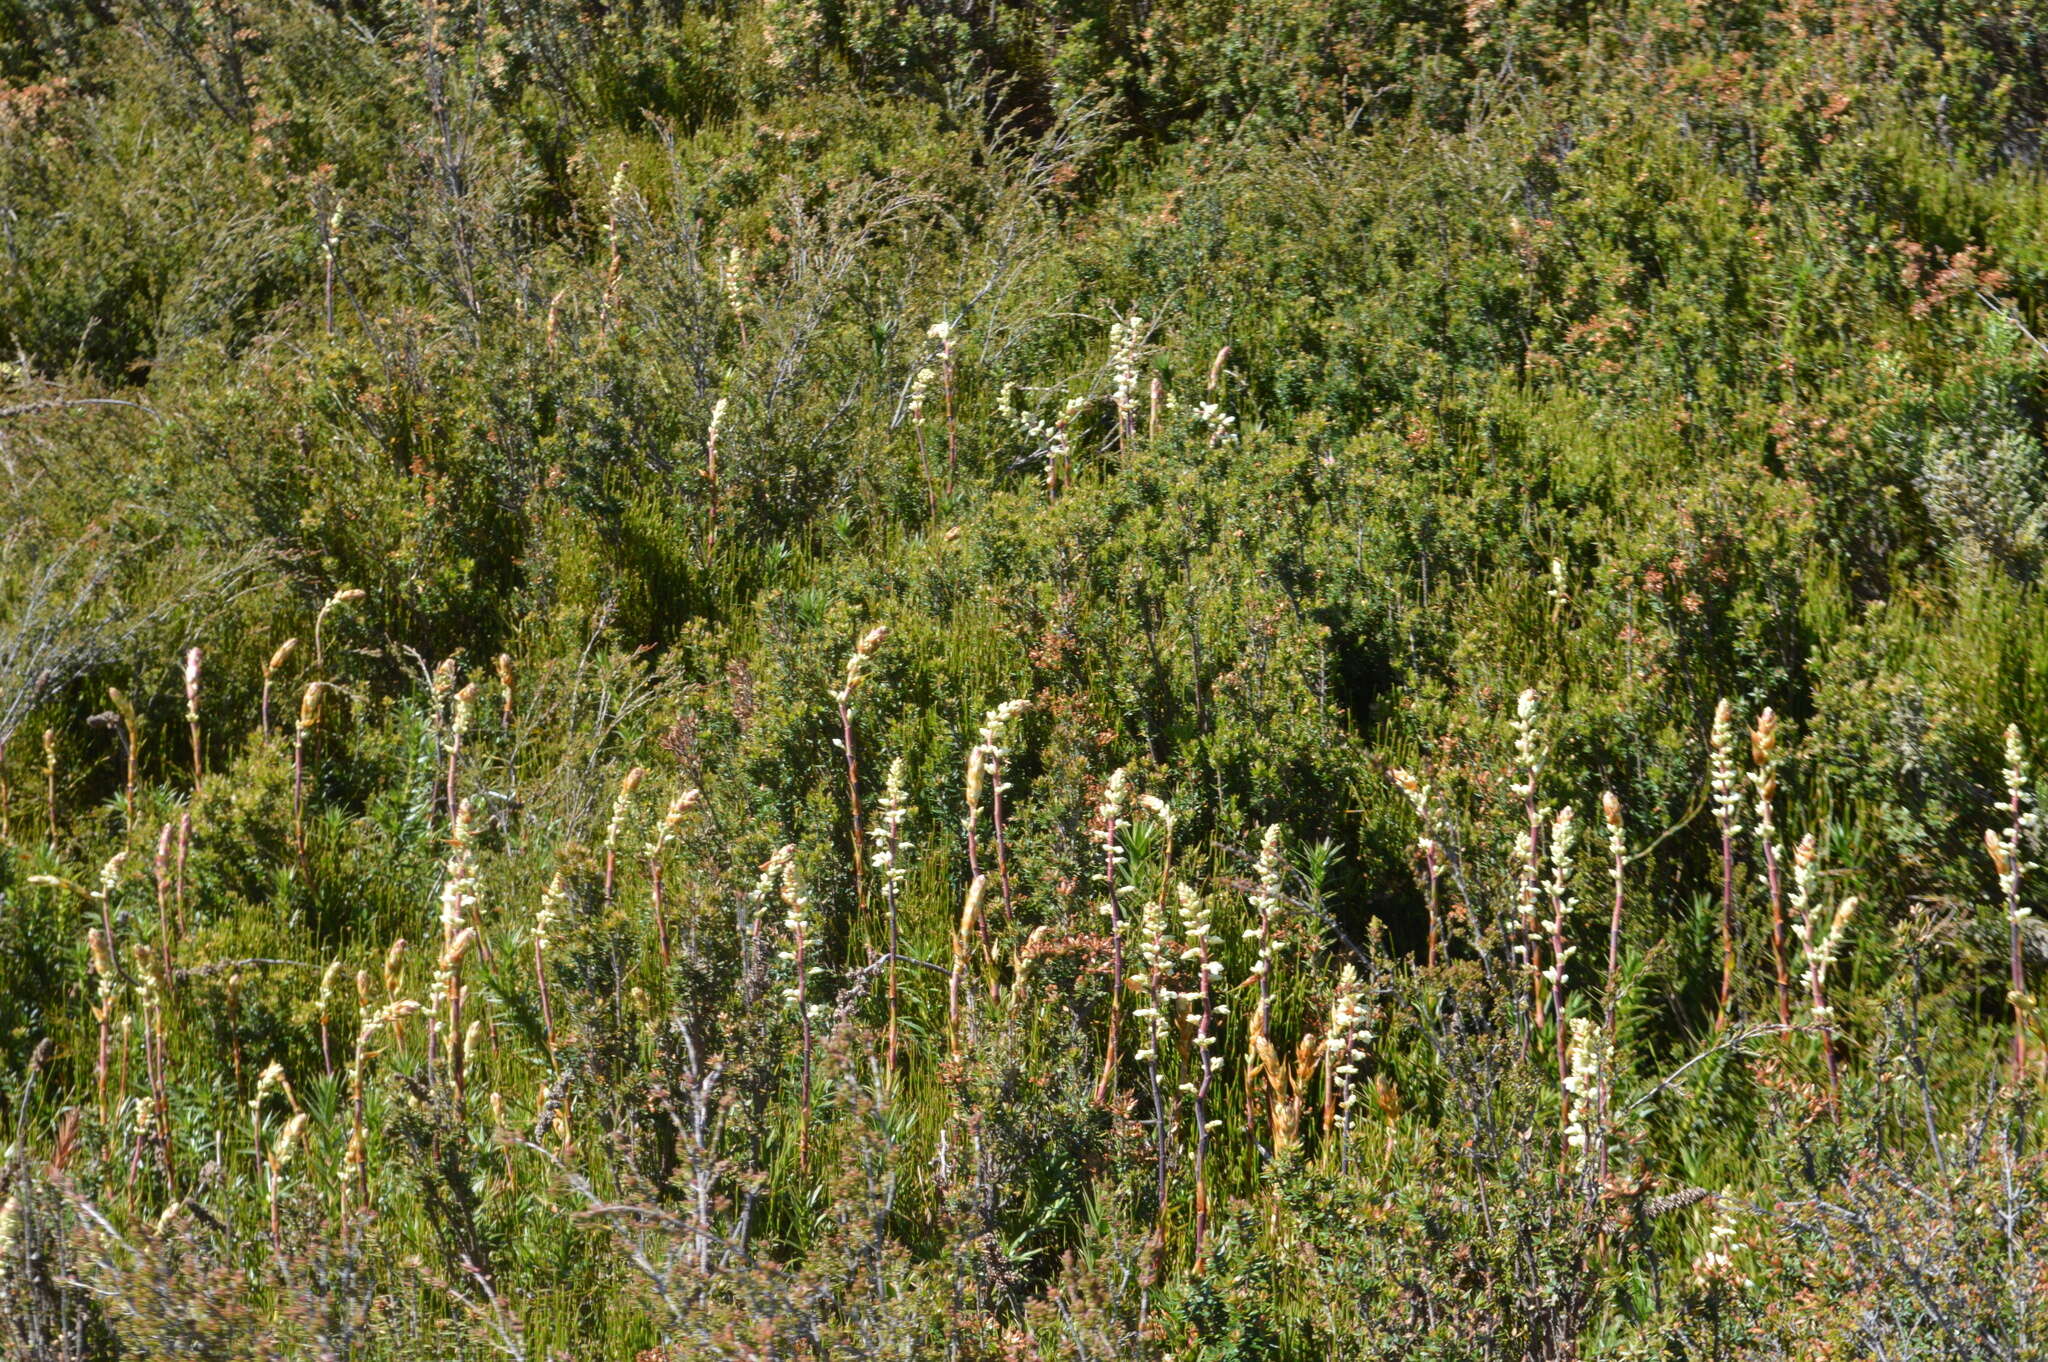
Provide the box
[974,702,1027,935]
[175,813,191,941]
[533,873,564,1066]
[184,648,203,786]
[1790,834,1852,1106]
[226,970,245,1093]
[1511,690,1546,1043]
[1600,794,1625,1049]
[648,860,672,969]
[950,875,985,1062]
[1751,709,1792,1029]
[1092,770,1130,1104]
[349,996,421,1218]
[1178,884,1222,1261]
[911,363,938,516]
[833,627,887,915]
[1243,822,1286,1136]
[44,728,58,843]
[154,823,176,1002]
[318,961,343,1078]
[1135,796,1177,1216]
[447,682,478,821]
[495,653,520,827]
[1131,890,1174,1225]
[313,587,363,671]
[1599,792,1626,1182]
[261,638,297,738]
[839,693,865,916]
[1710,699,1742,1031]
[604,767,647,909]
[107,687,139,830]
[87,925,114,1125]
[321,197,342,337]
[777,855,815,1165]
[1322,964,1369,1161]
[136,942,175,1195]
[704,398,727,558]
[937,322,958,493]
[437,801,480,1113]
[1392,771,1441,967]
[1543,806,1579,1096]
[1990,725,2035,1079]
[989,762,1015,930]
[294,682,330,859]
[870,759,911,1091]
[647,789,698,971]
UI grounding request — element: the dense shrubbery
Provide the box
[2,0,2047,1356]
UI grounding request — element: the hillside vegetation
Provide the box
[3,0,2048,1356]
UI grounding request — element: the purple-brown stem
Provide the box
[650,859,672,969]
[1716,826,1736,1032]
[155,823,176,1002]
[942,355,957,495]
[989,754,1015,932]
[1763,834,1790,1029]
[534,936,557,1068]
